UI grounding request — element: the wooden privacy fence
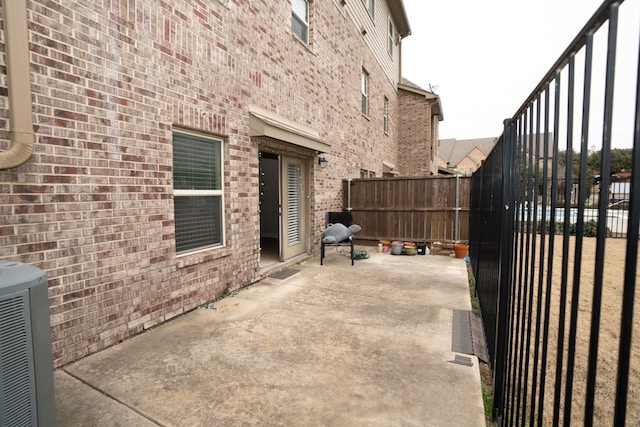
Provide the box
[342,176,470,244]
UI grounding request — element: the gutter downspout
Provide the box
[0,0,35,170]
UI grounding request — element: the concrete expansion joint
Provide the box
[61,368,166,426]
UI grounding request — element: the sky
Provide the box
[401,0,640,146]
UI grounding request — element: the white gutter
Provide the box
[0,0,35,170]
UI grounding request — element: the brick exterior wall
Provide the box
[0,0,409,366]
[398,88,435,176]
[456,147,486,174]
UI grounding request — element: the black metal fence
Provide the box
[470,0,640,425]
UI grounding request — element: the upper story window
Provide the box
[383,96,389,133]
[172,130,225,254]
[361,69,369,115]
[367,0,375,17]
[292,0,309,43]
[387,17,394,58]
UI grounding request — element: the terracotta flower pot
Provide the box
[453,244,469,259]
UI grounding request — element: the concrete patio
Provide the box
[54,247,486,426]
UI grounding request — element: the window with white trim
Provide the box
[383,96,389,133]
[367,0,375,17]
[172,130,224,254]
[387,17,394,58]
[361,69,369,115]
[292,0,309,43]
[359,169,376,178]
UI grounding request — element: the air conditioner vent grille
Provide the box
[0,292,37,427]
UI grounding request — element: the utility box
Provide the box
[0,261,56,426]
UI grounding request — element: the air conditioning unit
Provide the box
[0,261,56,426]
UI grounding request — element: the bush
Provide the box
[570,219,612,237]
[537,219,611,237]
[536,220,565,234]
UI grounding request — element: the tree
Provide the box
[610,149,633,175]
[557,149,595,203]
[588,148,632,176]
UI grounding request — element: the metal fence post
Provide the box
[493,119,516,424]
[455,173,461,242]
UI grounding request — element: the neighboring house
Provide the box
[0,0,437,366]
[398,78,443,176]
[438,137,498,175]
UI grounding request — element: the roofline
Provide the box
[398,83,444,121]
[389,0,411,38]
[398,82,437,99]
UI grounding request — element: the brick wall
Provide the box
[398,88,433,176]
[0,0,404,366]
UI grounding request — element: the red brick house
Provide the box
[0,0,440,366]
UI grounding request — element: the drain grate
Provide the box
[269,268,300,280]
[453,355,474,367]
[452,310,488,362]
[451,310,474,355]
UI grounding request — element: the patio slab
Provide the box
[55,248,486,426]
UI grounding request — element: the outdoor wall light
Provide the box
[318,155,328,167]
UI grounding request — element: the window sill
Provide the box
[291,33,315,55]
[175,246,233,269]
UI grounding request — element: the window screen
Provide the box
[173,131,224,253]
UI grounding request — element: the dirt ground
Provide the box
[519,235,639,425]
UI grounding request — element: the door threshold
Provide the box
[259,254,310,278]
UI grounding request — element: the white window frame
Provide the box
[367,0,375,17]
[361,69,369,115]
[292,0,309,43]
[172,130,225,255]
[383,96,389,133]
[387,17,394,58]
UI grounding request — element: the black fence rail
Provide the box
[539,178,631,238]
[470,0,640,425]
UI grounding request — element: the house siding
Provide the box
[0,0,405,366]
[345,0,401,88]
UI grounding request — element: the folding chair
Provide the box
[320,211,355,266]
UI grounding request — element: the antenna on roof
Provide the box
[429,84,440,93]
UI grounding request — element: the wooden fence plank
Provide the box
[343,176,470,244]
